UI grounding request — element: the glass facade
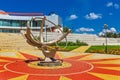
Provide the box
[32,20,42,27]
[0,19,42,27]
[0,19,27,27]
[0,19,42,33]
[0,29,20,33]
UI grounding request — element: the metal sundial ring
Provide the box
[25,16,71,66]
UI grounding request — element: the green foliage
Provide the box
[59,46,79,51]
[63,26,69,33]
[67,41,76,46]
[100,32,120,38]
[33,35,88,51]
[57,41,67,46]
[63,26,72,33]
[76,40,88,46]
[86,45,120,55]
[86,46,105,51]
[50,40,88,51]
[57,40,88,46]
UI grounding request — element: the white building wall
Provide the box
[32,31,120,45]
[45,14,59,28]
[0,14,62,28]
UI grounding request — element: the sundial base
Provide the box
[38,61,62,67]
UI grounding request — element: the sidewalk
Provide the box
[70,46,90,53]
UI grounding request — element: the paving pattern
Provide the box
[70,46,90,53]
[0,50,120,80]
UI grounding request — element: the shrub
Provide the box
[67,41,76,46]
[56,40,88,46]
[86,46,120,55]
[76,40,88,46]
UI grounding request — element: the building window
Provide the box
[12,20,20,27]
[20,20,27,27]
[0,20,2,26]
[2,20,11,26]
[0,19,28,27]
[32,20,42,27]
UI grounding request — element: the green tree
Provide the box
[100,32,120,38]
[63,26,72,33]
[106,32,114,38]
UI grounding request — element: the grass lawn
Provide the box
[86,45,120,54]
[86,46,105,51]
[86,45,120,51]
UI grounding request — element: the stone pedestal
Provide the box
[38,61,62,66]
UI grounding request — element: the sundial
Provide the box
[0,17,120,79]
[25,16,71,66]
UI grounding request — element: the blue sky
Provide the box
[0,0,120,35]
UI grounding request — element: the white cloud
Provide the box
[99,32,104,36]
[103,29,111,33]
[69,14,78,20]
[106,2,113,7]
[106,2,119,9]
[109,13,113,15]
[114,4,119,9]
[99,27,117,36]
[85,12,102,20]
[110,27,117,32]
[76,27,94,32]
[102,27,117,33]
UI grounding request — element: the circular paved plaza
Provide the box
[0,51,120,80]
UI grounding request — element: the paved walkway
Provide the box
[70,46,90,53]
[0,50,120,80]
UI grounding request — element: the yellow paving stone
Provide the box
[0,59,11,62]
[0,51,18,58]
[56,52,64,59]
[70,46,90,53]
[93,60,120,64]
[19,50,44,58]
[59,76,72,80]
[8,74,29,80]
[78,54,94,60]
[0,50,16,52]
[16,52,26,59]
[98,67,120,71]
[58,52,85,59]
[88,72,120,80]
[79,53,120,60]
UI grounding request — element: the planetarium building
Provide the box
[0,10,62,33]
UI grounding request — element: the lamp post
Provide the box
[104,24,108,53]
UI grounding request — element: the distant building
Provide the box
[0,10,63,33]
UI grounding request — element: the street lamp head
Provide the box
[104,24,108,29]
